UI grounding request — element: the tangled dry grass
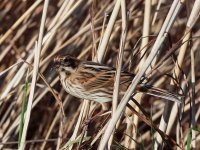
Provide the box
[0,0,200,149]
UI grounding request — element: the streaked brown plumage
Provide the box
[54,55,181,103]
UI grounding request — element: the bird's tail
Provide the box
[137,84,183,103]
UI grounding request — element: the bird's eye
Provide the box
[63,57,77,68]
[64,58,70,65]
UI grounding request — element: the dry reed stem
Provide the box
[155,0,200,148]
[127,0,151,149]
[99,0,184,149]
[1,0,200,149]
[19,1,49,149]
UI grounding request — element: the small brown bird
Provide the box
[54,55,181,103]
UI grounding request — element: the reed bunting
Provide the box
[54,55,181,103]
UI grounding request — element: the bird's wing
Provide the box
[79,63,115,90]
[77,62,135,91]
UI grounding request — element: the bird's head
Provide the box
[54,55,79,74]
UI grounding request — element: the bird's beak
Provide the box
[53,56,61,69]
